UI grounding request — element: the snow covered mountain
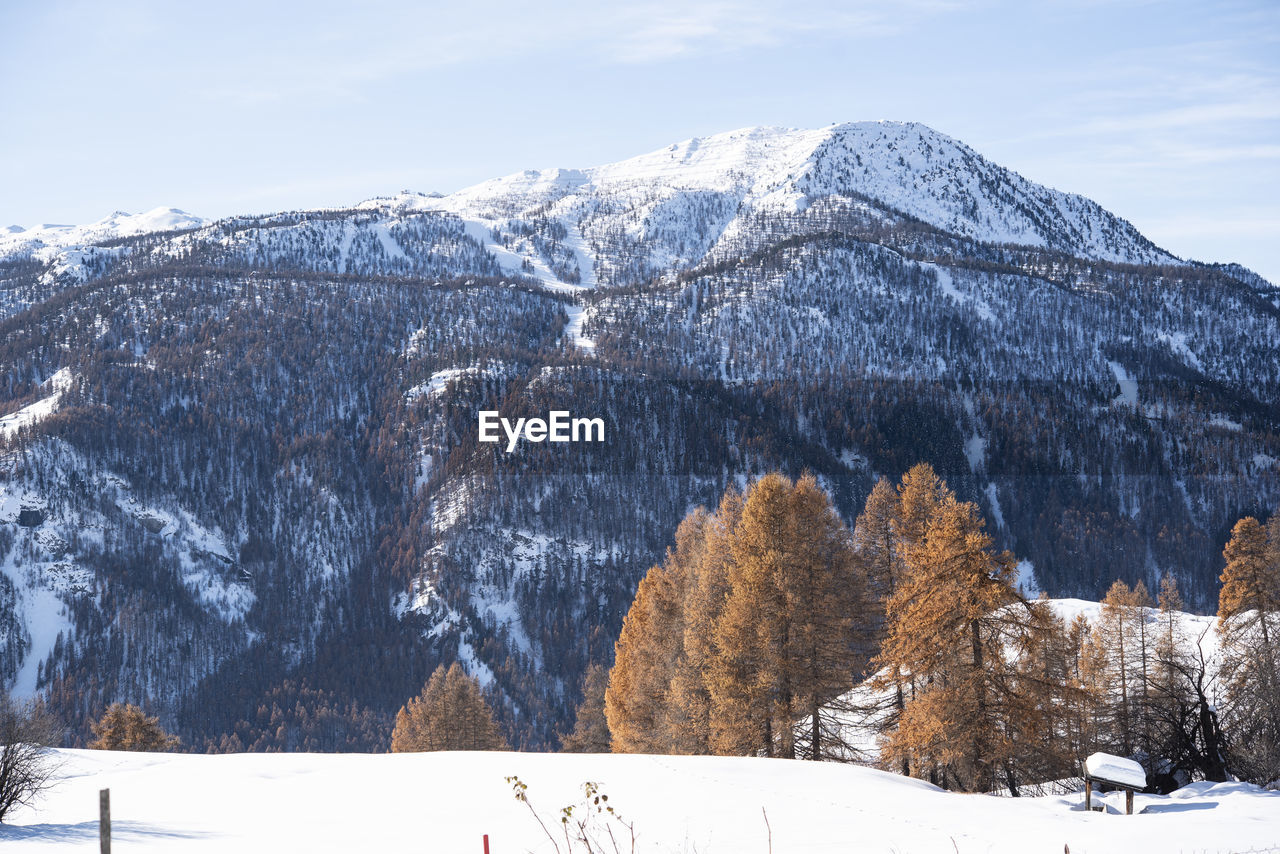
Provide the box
[359,122,1176,292]
[0,122,1276,750]
[0,207,205,251]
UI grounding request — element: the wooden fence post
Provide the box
[99,788,111,854]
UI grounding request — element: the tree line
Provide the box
[592,467,1280,793]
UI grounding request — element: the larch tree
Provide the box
[894,463,949,554]
[1150,575,1189,770]
[783,474,871,760]
[853,477,901,639]
[1217,516,1280,784]
[391,663,508,752]
[561,663,611,753]
[868,463,950,775]
[605,510,704,753]
[1146,573,1227,785]
[89,703,181,752]
[1065,612,1104,761]
[667,490,741,755]
[1010,596,1089,786]
[1131,580,1156,763]
[711,473,794,756]
[877,493,1025,792]
[1087,580,1151,758]
[708,473,869,760]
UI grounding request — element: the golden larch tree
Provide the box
[89,703,181,752]
[605,509,704,753]
[667,490,741,754]
[391,663,507,752]
[877,493,1024,792]
[561,663,611,753]
[711,473,869,760]
[1217,516,1280,784]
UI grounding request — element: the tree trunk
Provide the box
[1003,762,1019,797]
[895,682,909,776]
[971,618,989,790]
[810,706,821,761]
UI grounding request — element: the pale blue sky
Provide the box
[2,0,1277,280]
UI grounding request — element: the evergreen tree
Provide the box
[390,663,508,752]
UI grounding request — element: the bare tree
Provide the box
[0,694,62,823]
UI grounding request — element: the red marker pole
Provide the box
[483,834,490,854]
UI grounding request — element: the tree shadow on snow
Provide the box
[1139,802,1219,814]
[0,820,216,842]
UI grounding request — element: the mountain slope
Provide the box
[0,122,1276,749]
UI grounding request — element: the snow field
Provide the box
[2,749,1278,853]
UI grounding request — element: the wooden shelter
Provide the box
[1082,752,1147,815]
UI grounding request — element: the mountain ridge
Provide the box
[8,122,1274,298]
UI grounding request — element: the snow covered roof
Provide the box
[1085,752,1147,789]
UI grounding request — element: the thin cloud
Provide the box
[601,0,956,64]
[194,0,965,104]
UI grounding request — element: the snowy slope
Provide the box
[0,439,252,699]
[361,121,1179,291]
[800,123,1173,263]
[0,208,205,257]
[0,369,72,441]
[2,749,1277,854]
[429,120,1170,259]
[0,208,206,291]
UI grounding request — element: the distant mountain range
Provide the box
[1,122,1276,748]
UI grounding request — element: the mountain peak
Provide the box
[429,121,1177,272]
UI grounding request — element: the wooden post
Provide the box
[1084,778,1091,812]
[99,788,111,854]
[1125,788,1134,815]
[483,834,490,854]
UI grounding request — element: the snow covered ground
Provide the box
[2,749,1277,853]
